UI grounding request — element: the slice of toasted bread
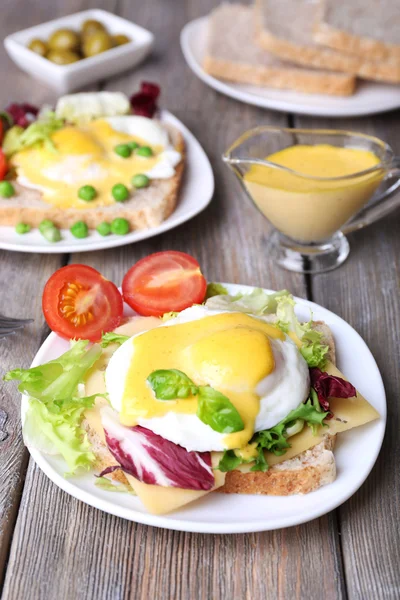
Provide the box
[314,0,400,62]
[82,319,337,495]
[203,3,355,96]
[0,123,185,231]
[255,0,400,83]
[220,435,336,495]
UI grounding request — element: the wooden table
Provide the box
[0,1,399,598]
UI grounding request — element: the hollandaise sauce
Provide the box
[243,144,383,243]
[11,119,178,209]
[120,313,284,450]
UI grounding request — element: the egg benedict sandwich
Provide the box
[0,86,184,236]
[5,258,380,515]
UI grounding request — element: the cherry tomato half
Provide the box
[0,149,7,180]
[122,251,207,317]
[42,264,123,342]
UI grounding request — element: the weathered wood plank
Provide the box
[294,113,400,599]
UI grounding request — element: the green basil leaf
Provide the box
[147,369,199,400]
[100,332,130,348]
[197,386,244,433]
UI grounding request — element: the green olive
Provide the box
[82,31,113,57]
[81,19,107,37]
[28,38,48,57]
[48,28,80,52]
[47,50,81,65]
[112,34,131,46]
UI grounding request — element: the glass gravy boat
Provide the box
[223,128,400,273]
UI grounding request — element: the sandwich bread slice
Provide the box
[202,3,356,96]
[255,0,400,83]
[314,0,400,62]
[0,123,185,231]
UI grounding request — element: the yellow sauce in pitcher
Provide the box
[244,144,383,242]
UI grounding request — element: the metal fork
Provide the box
[0,314,34,339]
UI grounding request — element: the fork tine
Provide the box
[0,317,34,326]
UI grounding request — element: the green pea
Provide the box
[127,141,139,151]
[112,183,129,202]
[70,220,89,239]
[136,146,153,157]
[41,226,61,243]
[78,185,97,202]
[110,217,129,235]
[96,222,111,236]
[39,219,55,234]
[0,181,15,198]
[132,174,150,189]
[15,222,31,235]
[114,144,131,158]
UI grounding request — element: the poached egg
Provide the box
[11,116,181,209]
[105,306,310,453]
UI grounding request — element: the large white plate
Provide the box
[20,283,386,533]
[0,110,214,253]
[181,16,400,118]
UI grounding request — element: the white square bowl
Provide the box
[4,9,154,94]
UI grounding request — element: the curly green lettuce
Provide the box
[4,340,103,474]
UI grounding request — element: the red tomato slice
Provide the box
[0,149,7,180]
[42,265,123,342]
[122,251,207,316]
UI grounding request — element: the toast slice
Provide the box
[202,3,355,96]
[314,0,400,62]
[82,320,337,495]
[255,0,400,83]
[0,123,185,231]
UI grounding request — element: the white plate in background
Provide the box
[0,110,214,254]
[181,16,400,118]
[20,284,386,533]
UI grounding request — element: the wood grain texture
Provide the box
[295,114,400,599]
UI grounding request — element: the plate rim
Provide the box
[0,109,214,254]
[21,283,386,533]
[180,16,400,118]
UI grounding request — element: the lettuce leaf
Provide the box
[206,288,290,315]
[205,282,229,299]
[4,340,101,402]
[3,112,64,156]
[23,397,96,474]
[4,340,102,474]
[217,399,329,473]
[95,477,136,494]
[100,332,130,348]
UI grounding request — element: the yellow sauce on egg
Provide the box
[120,312,284,450]
[11,120,166,209]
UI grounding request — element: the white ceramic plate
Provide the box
[20,283,386,533]
[0,110,214,254]
[181,16,400,118]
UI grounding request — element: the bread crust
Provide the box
[203,55,355,96]
[0,123,185,231]
[255,0,400,83]
[314,18,400,62]
[220,435,336,495]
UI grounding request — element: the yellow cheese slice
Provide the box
[124,455,226,515]
[234,361,380,472]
